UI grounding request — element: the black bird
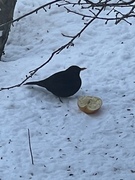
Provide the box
[24,65,86,97]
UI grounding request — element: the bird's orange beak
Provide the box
[81,67,86,71]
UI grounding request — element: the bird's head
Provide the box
[67,65,86,74]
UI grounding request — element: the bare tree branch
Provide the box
[0,0,134,29]
[0,0,62,28]
[84,0,135,7]
[64,6,134,25]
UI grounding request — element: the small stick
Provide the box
[28,129,34,165]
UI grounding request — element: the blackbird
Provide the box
[24,65,86,97]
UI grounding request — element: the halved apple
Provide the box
[78,96,102,114]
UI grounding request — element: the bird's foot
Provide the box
[59,97,63,103]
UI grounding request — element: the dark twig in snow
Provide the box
[28,129,34,165]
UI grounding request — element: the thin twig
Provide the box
[84,0,135,7]
[64,6,133,24]
[28,129,34,165]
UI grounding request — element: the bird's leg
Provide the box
[58,97,63,103]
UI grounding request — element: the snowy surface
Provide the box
[0,0,135,180]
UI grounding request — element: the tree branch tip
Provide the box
[29,70,34,74]
[61,33,74,38]
[43,7,47,12]
[49,5,51,9]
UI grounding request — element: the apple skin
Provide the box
[77,96,102,114]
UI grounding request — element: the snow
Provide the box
[0,0,135,180]
[0,31,2,37]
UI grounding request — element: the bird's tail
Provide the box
[24,81,42,86]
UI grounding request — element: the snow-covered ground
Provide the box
[0,0,135,179]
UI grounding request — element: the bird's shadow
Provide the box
[24,85,57,101]
[24,85,74,103]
